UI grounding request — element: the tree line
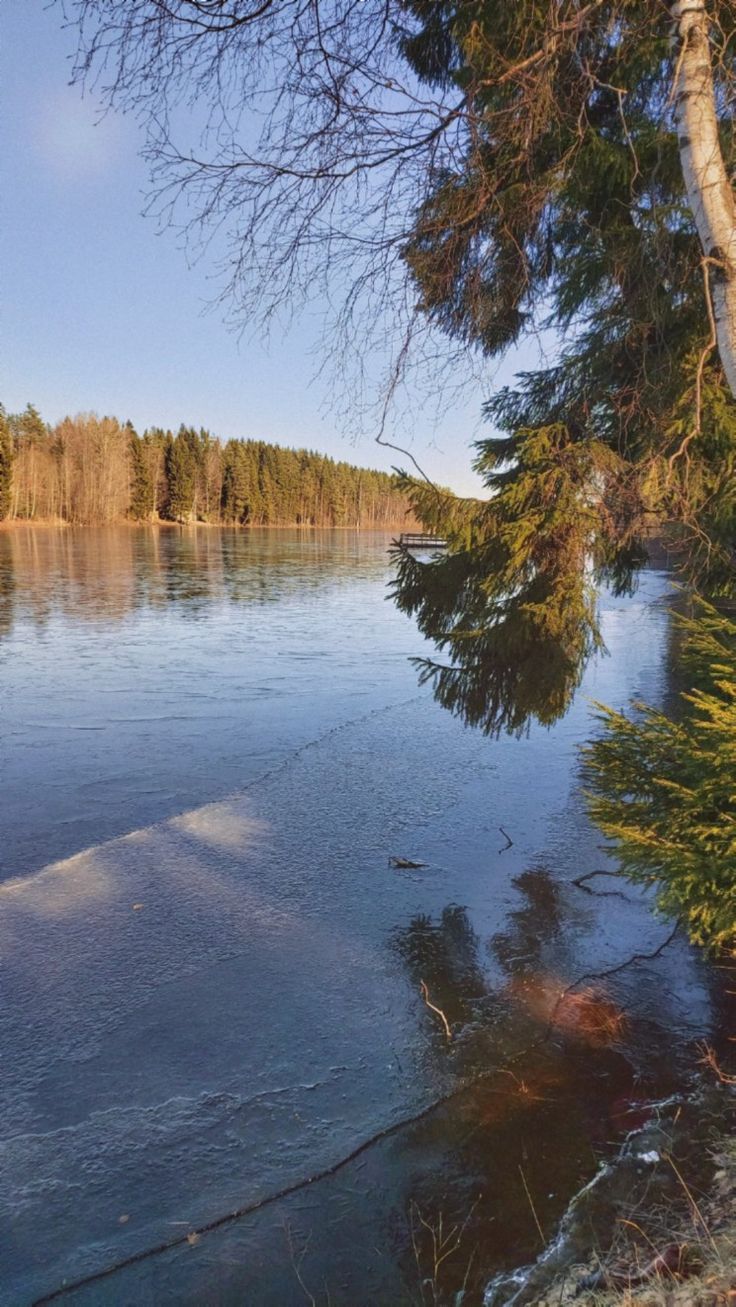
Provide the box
[0,406,413,528]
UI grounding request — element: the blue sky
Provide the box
[2,3,541,495]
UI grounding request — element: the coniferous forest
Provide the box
[0,405,414,528]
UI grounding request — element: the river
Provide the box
[0,527,727,1305]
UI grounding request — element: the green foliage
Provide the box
[221,440,255,523]
[583,603,736,949]
[0,403,411,528]
[395,2,736,947]
[12,404,47,447]
[127,423,154,521]
[162,428,197,522]
[217,437,408,528]
[393,0,736,734]
[5,404,49,520]
[0,408,13,521]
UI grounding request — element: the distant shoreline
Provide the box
[0,519,415,532]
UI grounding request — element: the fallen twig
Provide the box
[420,979,452,1041]
[571,870,632,901]
[697,1041,736,1086]
[498,825,513,853]
[518,1164,545,1246]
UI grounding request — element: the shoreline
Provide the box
[486,1084,736,1305]
[0,519,415,533]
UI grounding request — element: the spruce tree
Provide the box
[127,422,154,521]
[221,440,251,524]
[0,408,13,521]
[16,404,46,446]
[389,2,736,734]
[163,431,196,523]
[584,603,736,949]
[177,425,204,519]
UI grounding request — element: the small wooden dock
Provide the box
[397,532,448,550]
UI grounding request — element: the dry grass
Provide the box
[537,1138,736,1307]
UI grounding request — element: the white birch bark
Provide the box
[671,0,736,397]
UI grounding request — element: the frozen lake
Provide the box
[0,528,724,1305]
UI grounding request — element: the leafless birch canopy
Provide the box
[64,2,736,416]
[65,0,484,424]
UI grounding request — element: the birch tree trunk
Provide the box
[671,0,736,397]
